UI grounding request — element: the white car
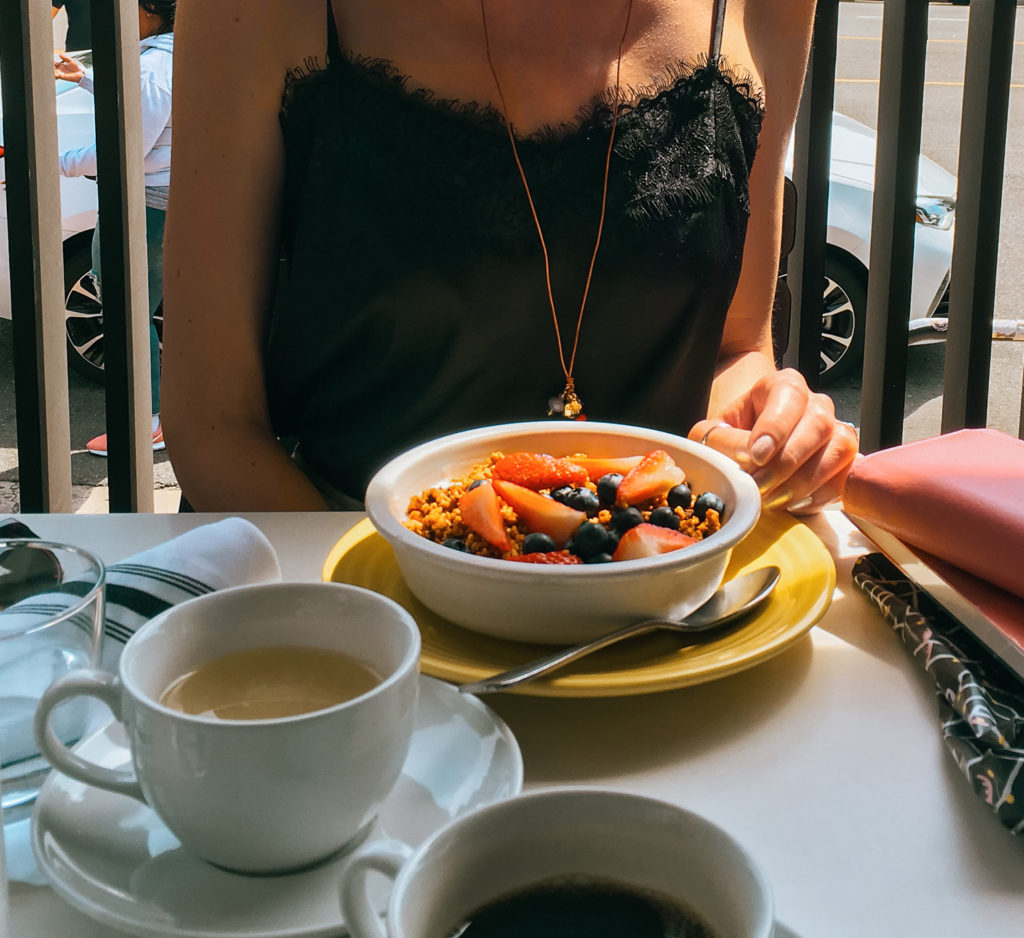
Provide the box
[787,111,956,384]
[1,63,954,387]
[0,50,111,382]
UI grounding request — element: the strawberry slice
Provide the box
[508,551,584,565]
[459,481,513,552]
[615,450,686,507]
[610,523,698,561]
[491,479,586,547]
[493,452,589,490]
[571,455,644,480]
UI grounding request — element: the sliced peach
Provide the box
[459,482,513,552]
[491,479,586,547]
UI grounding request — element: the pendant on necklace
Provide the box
[548,382,585,420]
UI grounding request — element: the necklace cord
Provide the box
[480,0,634,383]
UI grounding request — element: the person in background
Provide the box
[54,0,174,455]
[51,0,92,54]
[162,0,858,511]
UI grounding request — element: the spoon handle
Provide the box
[457,620,667,695]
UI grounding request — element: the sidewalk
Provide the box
[0,461,181,515]
[75,480,182,514]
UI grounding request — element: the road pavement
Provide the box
[1,0,1022,513]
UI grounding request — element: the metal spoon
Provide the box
[457,565,781,695]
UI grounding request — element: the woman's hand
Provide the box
[689,368,859,515]
[54,51,85,83]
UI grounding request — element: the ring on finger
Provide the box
[701,420,732,448]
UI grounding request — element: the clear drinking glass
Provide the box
[0,540,105,821]
[0,773,8,938]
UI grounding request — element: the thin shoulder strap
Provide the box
[326,0,342,63]
[710,0,727,62]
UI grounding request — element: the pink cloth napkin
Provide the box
[842,428,1024,601]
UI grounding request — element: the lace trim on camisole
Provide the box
[278,49,764,258]
[281,49,765,144]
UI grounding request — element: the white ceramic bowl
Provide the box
[365,421,761,645]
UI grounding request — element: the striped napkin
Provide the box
[0,517,282,669]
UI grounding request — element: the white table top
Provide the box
[5,508,1024,937]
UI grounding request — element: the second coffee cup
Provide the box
[34,581,421,874]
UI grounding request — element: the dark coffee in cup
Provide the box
[445,875,718,938]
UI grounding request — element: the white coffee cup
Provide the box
[34,582,420,874]
[339,787,773,938]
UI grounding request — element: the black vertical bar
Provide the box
[859,0,929,454]
[89,0,153,510]
[1019,378,1024,440]
[941,0,1016,433]
[0,0,73,511]
[0,1,43,510]
[786,0,839,388]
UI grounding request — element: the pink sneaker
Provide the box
[86,423,165,457]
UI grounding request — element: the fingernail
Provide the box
[762,489,793,511]
[750,435,775,466]
[788,496,814,512]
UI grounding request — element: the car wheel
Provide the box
[819,253,866,386]
[62,234,163,385]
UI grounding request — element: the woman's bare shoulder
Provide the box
[742,0,816,56]
[740,0,816,100]
[175,0,324,92]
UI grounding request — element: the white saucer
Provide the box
[31,675,523,938]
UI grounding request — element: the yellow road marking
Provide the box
[838,35,1024,46]
[836,78,1024,89]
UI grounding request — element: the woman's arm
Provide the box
[691,0,858,513]
[161,0,329,510]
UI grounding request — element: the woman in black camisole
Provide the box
[161,0,858,512]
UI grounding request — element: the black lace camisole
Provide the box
[269,0,764,500]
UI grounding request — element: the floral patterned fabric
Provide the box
[853,553,1024,834]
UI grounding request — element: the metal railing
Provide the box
[1,0,153,512]
[787,0,1020,452]
[1,0,1020,511]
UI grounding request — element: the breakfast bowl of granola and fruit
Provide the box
[364,422,760,644]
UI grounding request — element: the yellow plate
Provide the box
[323,514,836,697]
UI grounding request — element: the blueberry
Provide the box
[564,487,600,515]
[596,473,623,506]
[610,507,644,534]
[667,483,692,511]
[584,552,614,564]
[467,479,487,490]
[569,521,615,560]
[442,538,470,551]
[648,506,680,530]
[522,532,557,554]
[693,492,725,521]
[550,486,574,505]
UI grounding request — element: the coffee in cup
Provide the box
[35,582,420,874]
[339,787,773,938]
[445,874,716,937]
[158,645,381,719]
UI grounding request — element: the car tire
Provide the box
[62,233,163,385]
[819,252,867,387]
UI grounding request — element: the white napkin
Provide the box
[1,517,282,669]
[91,517,282,669]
